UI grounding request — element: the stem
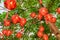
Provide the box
[20,27,24,33]
[6,36,8,40]
[48,22,59,34]
[38,0,44,7]
[48,22,60,40]
[56,34,60,40]
[4,12,9,20]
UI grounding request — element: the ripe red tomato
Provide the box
[16,32,22,38]
[43,34,48,40]
[39,26,44,32]
[11,14,20,24]
[30,12,36,18]
[37,14,43,20]
[4,20,10,26]
[4,0,16,10]
[56,8,60,14]
[37,31,43,38]
[39,7,48,16]
[20,18,27,27]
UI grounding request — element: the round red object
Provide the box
[37,14,43,20]
[37,31,43,38]
[4,20,10,26]
[39,7,48,16]
[56,8,60,14]
[39,26,44,32]
[4,0,16,10]
[43,34,48,40]
[30,12,36,18]
[16,32,22,38]
[11,14,20,24]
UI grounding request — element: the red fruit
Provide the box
[56,8,60,14]
[39,26,44,32]
[50,17,56,23]
[6,30,12,36]
[37,14,43,20]
[16,32,22,38]
[11,14,20,24]
[4,20,10,26]
[39,0,42,4]
[4,0,16,10]
[2,30,7,35]
[30,12,36,18]
[45,14,53,21]
[20,18,27,27]
[43,34,48,40]
[39,7,48,16]
[37,31,43,38]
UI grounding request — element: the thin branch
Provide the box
[48,22,60,40]
[4,11,9,20]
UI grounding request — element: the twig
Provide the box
[48,22,60,40]
[4,12,9,20]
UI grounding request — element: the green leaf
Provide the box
[49,36,57,40]
[0,12,6,22]
[42,22,50,34]
[42,0,51,7]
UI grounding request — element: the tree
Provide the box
[0,0,60,40]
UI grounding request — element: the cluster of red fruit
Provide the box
[2,30,12,36]
[4,14,27,27]
[2,29,22,38]
[3,0,60,39]
[30,7,57,24]
[4,0,16,10]
[30,4,60,40]
[11,14,27,27]
[37,26,48,40]
[3,14,26,38]
[30,7,60,24]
